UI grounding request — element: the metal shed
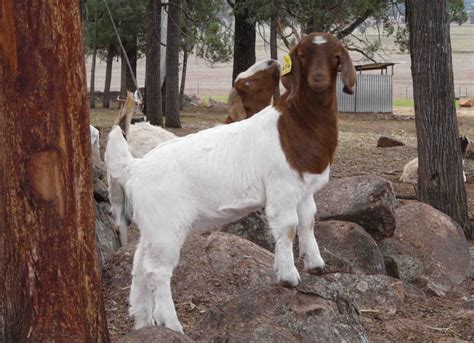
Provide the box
[336,62,396,113]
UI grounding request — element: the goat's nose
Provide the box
[313,73,326,82]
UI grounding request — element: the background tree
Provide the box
[146,0,163,125]
[0,1,110,341]
[165,0,182,128]
[228,0,256,83]
[406,0,471,239]
[179,0,233,108]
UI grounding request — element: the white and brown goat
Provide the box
[105,33,356,333]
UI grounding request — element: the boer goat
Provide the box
[400,135,470,184]
[105,32,356,333]
[225,59,281,123]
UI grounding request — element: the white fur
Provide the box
[312,36,327,45]
[90,125,100,156]
[234,59,279,82]
[400,157,466,184]
[108,122,177,248]
[128,123,177,158]
[105,105,328,332]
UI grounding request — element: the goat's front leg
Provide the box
[297,195,325,274]
[266,205,300,287]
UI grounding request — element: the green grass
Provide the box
[200,95,228,104]
[393,99,414,107]
[393,99,462,108]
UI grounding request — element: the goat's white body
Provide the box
[400,157,466,184]
[90,125,100,156]
[105,105,328,332]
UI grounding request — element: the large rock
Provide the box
[225,216,387,275]
[379,202,471,296]
[118,327,193,343]
[316,221,386,275]
[322,273,405,314]
[104,232,369,342]
[176,232,368,342]
[315,175,396,240]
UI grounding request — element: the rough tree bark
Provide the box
[406,0,472,239]
[165,0,182,128]
[270,17,280,102]
[146,0,163,126]
[102,44,114,109]
[232,0,256,84]
[0,1,110,341]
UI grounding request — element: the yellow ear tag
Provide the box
[281,54,292,76]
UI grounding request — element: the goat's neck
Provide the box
[276,85,339,175]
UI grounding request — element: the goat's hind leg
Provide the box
[297,195,325,274]
[141,230,186,333]
[129,243,154,329]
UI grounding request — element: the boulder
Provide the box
[225,216,386,275]
[315,175,396,240]
[322,273,405,314]
[117,327,193,343]
[105,232,369,342]
[315,221,386,275]
[176,232,368,342]
[377,136,405,148]
[379,202,471,296]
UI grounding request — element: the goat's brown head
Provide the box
[281,33,356,104]
[226,59,280,123]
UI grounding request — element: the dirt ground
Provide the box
[96,104,474,342]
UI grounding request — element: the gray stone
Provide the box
[379,202,471,296]
[315,175,396,240]
[377,136,405,148]
[322,273,405,314]
[117,327,193,343]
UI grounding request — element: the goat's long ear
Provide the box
[227,89,247,122]
[339,46,357,95]
[281,48,302,105]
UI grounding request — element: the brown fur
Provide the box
[114,91,135,139]
[225,62,280,123]
[277,33,356,175]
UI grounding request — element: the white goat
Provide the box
[105,33,356,333]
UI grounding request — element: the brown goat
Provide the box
[225,59,281,123]
[277,33,357,175]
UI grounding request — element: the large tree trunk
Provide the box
[406,0,472,239]
[102,44,114,109]
[165,0,182,128]
[270,17,280,102]
[232,0,256,84]
[0,1,110,341]
[146,0,163,126]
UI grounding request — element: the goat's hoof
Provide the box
[306,266,325,275]
[277,266,301,288]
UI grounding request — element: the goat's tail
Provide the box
[114,91,135,139]
[105,125,135,185]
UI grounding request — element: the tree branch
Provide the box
[335,9,373,39]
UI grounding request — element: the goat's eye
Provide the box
[298,53,305,59]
